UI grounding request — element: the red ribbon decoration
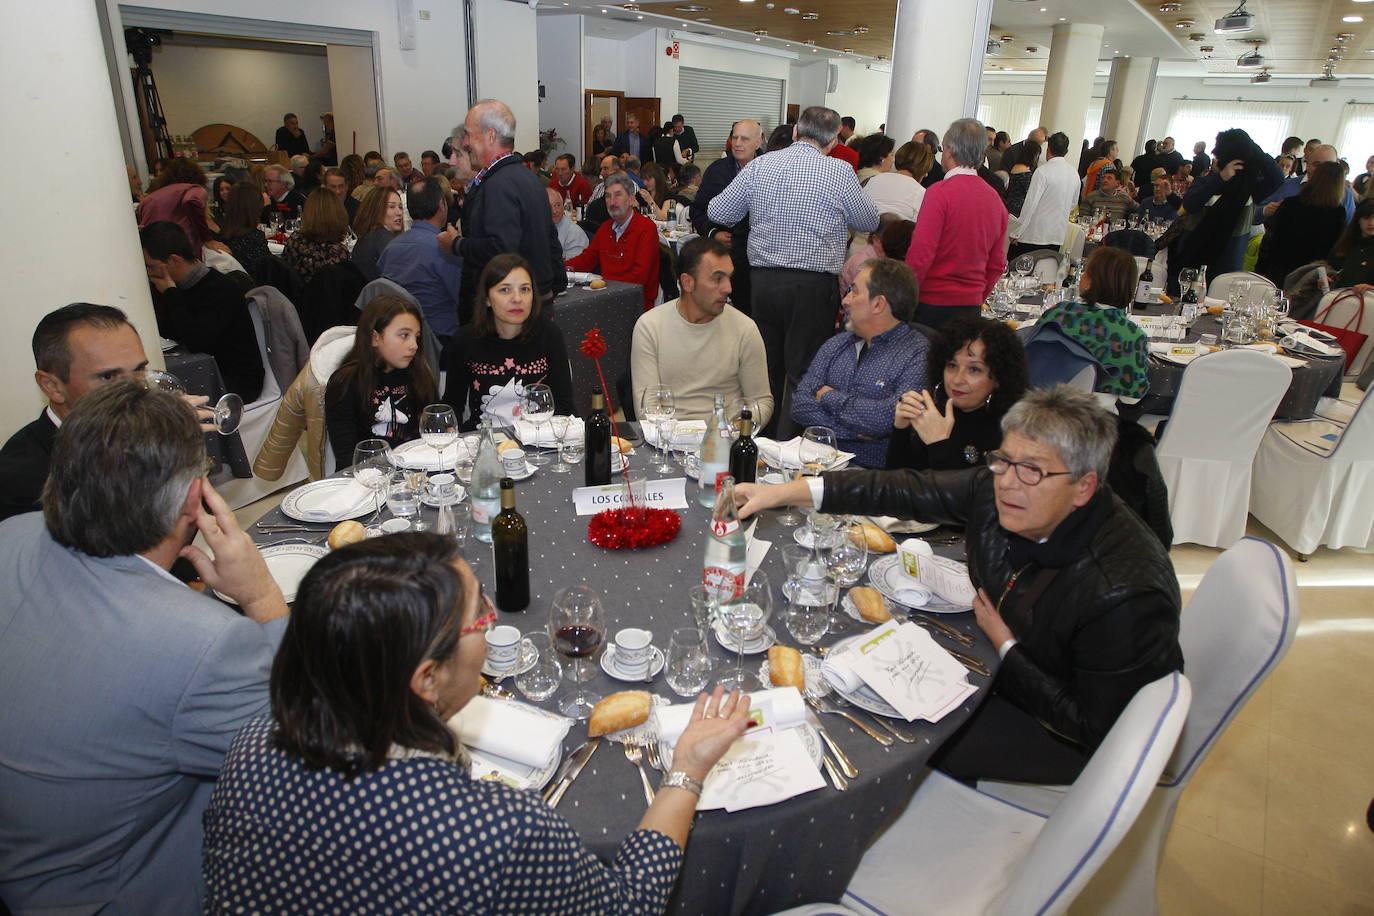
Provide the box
[578,327,630,499]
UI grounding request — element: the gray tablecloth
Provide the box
[249,449,996,915]
[165,348,252,479]
[550,280,643,417]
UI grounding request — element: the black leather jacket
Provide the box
[821,467,1183,751]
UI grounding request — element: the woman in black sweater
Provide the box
[442,253,575,430]
[886,316,1028,470]
[1256,161,1350,286]
[325,295,439,467]
[1328,197,1374,291]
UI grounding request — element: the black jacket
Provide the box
[0,412,56,523]
[820,467,1183,751]
[690,155,746,236]
[454,154,567,322]
[155,268,264,402]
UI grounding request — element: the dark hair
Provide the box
[1144,139,1157,154]
[1281,136,1303,154]
[640,162,670,205]
[421,150,440,164]
[926,316,1028,416]
[406,177,446,221]
[679,164,702,184]
[857,133,896,170]
[271,533,467,778]
[880,219,916,261]
[1081,246,1137,310]
[340,154,366,192]
[283,112,297,122]
[860,258,918,321]
[364,150,384,163]
[212,175,233,201]
[841,116,856,130]
[1100,140,1119,160]
[766,124,794,152]
[298,188,349,244]
[473,253,544,342]
[1047,132,1070,158]
[32,303,133,379]
[43,381,204,557]
[353,186,400,236]
[672,114,685,124]
[994,131,1010,149]
[555,153,576,169]
[216,183,262,241]
[914,129,939,152]
[1300,161,1346,210]
[523,149,547,168]
[1015,140,1041,170]
[393,151,411,165]
[334,295,438,418]
[1332,197,1374,260]
[147,156,207,193]
[139,220,195,262]
[678,236,730,283]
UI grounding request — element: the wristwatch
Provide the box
[662,771,704,796]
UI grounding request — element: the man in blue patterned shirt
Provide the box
[791,258,927,467]
[708,106,880,437]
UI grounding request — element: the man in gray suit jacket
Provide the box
[0,381,289,914]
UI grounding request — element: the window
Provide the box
[1165,99,1301,158]
[1336,103,1374,165]
[976,95,1107,150]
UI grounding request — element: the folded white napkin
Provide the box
[897,539,975,607]
[267,240,285,256]
[568,271,602,284]
[865,515,940,535]
[820,652,868,694]
[391,440,447,471]
[449,695,572,770]
[652,687,807,746]
[1280,331,1343,357]
[513,415,584,447]
[755,437,856,471]
[643,419,707,450]
[301,480,373,520]
[822,621,973,723]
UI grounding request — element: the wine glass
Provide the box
[827,519,869,588]
[351,439,393,524]
[144,369,243,435]
[515,632,563,702]
[765,454,803,527]
[419,404,458,474]
[715,572,773,692]
[549,585,605,719]
[640,385,676,472]
[800,426,838,478]
[1012,253,1036,288]
[384,471,425,531]
[728,397,762,436]
[522,383,555,467]
[548,415,573,474]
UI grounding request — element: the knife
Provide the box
[545,737,601,808]
[541,740,589,801]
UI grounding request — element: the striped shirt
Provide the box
[707,141,880,275]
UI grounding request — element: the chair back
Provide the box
[354,278,443,380]
[246,285,310,394]
[998,673,1191,916]
[250,254,304,304]
[1310,288,1374,377]
[1207,271,1272,302]
[242,296,281,405]
[1066,364,1096,392]
[1022,328,1102,391]
[1157,349,1289,459]
[299,261,367,345]
[1331,390,1374,457]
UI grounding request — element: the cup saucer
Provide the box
[481,639,536,678]
[712,621,777,655]
[600,644,665,682]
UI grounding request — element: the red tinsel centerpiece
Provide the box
[588,508,681,550]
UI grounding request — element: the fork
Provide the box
[645,739,664,772]
[624,740,656,804]
[808,695,893,746]
[825,692,917,744]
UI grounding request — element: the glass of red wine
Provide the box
[549,585,606,720]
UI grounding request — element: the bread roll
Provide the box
[588,690,652,737]
[496,439,522,455]
[611,436,633,454]
[327,520,367,550]
[852,523,896,554]
[849,586,891,623]
[768,646,805,690]
[589,278,607,289]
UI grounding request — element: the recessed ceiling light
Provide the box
[784,6,799,12]
[753,28,767,34]
[853,26,869,34]
[826,29,853,35]
[1344,15,1364,22]
[674,3,709,8]
[802,11,819,20]
[1058,16,1066,20]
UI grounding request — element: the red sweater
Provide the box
[552,173,593,206]
[906,173,1008,306]
[828,144,859,171]
[566,211,660,311]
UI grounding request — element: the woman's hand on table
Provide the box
[910,390,956,446]
[179,480,288,622]
[733,479,812,520]
[671,688,753,781]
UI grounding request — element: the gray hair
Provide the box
[602,171,638,199]
[43,380,205,558]
[797,106,841,147]
[1000,385,1118,481]
[943,118,990,169]
[472,99,517,149]
[264,164,294,188]
[290,154,310,170]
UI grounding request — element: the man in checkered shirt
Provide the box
[708,106,880,436]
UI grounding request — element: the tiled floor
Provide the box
[233,451,1374,915]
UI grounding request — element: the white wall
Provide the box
[824,61,891,135]
[150,44,331,153]
[537,15,585,165]
[327,44,381,158]
[472,0,540,151]
[788,60,830,110]
[584,35,626,93]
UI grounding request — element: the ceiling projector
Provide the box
[1215,4,1254,34]
[1236,49,1263,68]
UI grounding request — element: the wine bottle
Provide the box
[703,475,746,601]
[728,409,758,485]
[1135,258,1155,305]
[584,387,611,486]
[697,395,732,508]
[492,478,529,612]
[470,419,502,545]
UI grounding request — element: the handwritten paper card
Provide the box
[697,727,825,812]
[841,621,978,723]
[897,540,976,608]
[572,478,688,515]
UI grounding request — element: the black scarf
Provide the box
[1005,486,1114,570]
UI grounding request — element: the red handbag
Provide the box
[1300,291,1368,372]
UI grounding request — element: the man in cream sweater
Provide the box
[631,237,773,427]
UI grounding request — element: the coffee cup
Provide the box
[429,473,457,501]
[501,449,527,475]
[484,625,522,673]
[613,627,654,673]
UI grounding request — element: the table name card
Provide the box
[572,478,689,515]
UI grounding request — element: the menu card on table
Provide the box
[697,728,825,812]
[824,621,977,723]
[896,539,976,607]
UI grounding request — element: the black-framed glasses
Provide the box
[986,451,1073,486]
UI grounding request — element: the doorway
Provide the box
[584,89,623,165]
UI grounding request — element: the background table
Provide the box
[550,280,643,416]
[249,448,997,915]
[164,348,252,479]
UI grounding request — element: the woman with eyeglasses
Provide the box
[203,533,751,912]
[732,385,1182,787]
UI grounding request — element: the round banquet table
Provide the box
[163,347,252,480]
[248,434,998,916]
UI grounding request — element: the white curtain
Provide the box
[1335,103,1374,166]
[1165,99,1302,158]
[1084,105,1104,144]
[977,95,1042,145]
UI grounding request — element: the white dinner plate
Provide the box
[824,631,902,718]
[280,478,376,522]
[216,544,326,605]
[868,553,972,614]
[600,644,666,682]
[391,439,456,472]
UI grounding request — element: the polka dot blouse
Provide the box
[203,717,683,914]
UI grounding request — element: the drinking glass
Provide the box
[144,369,243,435]
[549,585,605,719]
[785,591,831,646]
[351,439,393,523]
[560,432,585,470]
[827,519,869,587]
[548,415,574,474]
[728,397,763,436]
[640,385,676,472]
[665,627,713,697]
[516,632,563,702]
[522,383,556,467]
[385,471,424,531]
[765,457,803,527]
[448,502,471,551]
[454,434,479,484]
[800,426,838,478]
[419,404,458,473]
[715,572,773,692]
[1011,253,1035,285]
[687,584,718,639]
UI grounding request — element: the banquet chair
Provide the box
[1021,248,1062,285]
[1060,222,1086,262]
[1207,270,1272,303]
[1155,349,1290,547]
[977,538,1297,916]
[1250,391,1374,556]
[839,672,1191,916]
[353,278,443,380]
[1307,288,1374,378]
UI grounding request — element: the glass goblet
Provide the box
[715,572,772,692]
[548,415,574,474]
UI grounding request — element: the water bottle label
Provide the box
[703,566,745,600]
[712,519,740,537]
[713,470,730,494]
[472,499,497,524]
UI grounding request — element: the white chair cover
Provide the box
[1061,223,1086,261]
[1309,289,1374,377]
[979,538,1298,915]
[1156,349,1291,547]
[1207,270,1273,303]
[1030,250,1062,285]
[841,673,1191,916]
[1251,393,1374,553]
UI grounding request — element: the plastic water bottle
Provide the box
[703,476,747,601]
[470,420,502,544]
[697,395,732,508]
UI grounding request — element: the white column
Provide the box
[0,0,163,437]
[1041,22,1105,155]
[886,0,995,142]
[1102,56,1158,162]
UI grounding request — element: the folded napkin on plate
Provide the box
[864,515,940,535]
[755,437,856,471]
[652,686,806,745]
[643,419,707,450]
[897,539,975,607]
[301,480,373,520]
[1280,331,1343,357]
[391,441,447,471]
[513,416,584,447]
[449,695,571,769]
[821,621,973,722]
